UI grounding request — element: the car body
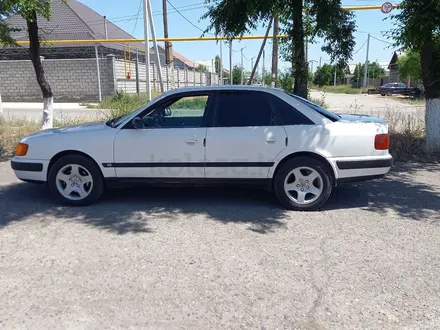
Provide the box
[11,86,393,210]
[375,82,421,97]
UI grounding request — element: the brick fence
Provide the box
[0,56,219,102]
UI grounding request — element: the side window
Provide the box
[142,94,209,128]
[267,94,313,125]
[215,91,275,127]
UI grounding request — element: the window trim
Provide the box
[122,91,215,129]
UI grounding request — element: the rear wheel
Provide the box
[274,157,333,211]
[48,155,104,206]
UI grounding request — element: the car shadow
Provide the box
[0,183,288,235]
[1,162,439,234]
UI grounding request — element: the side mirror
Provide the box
[164,108,172,117]
[132,117,143,129]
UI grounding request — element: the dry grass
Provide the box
[0,117,40,158]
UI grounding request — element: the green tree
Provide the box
[214,55,221,74]
[389,0,440,150]
[397,51,422,83]
[351,62,385,86]
[196,64,208,72]
[0,0,57,128]
[313,64,333,86]
[232,64,245,85]
[203,0,356,99]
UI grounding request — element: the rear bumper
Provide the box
[11,157,49,183]
[328,155,393,184]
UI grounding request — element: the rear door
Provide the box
[205,90,288,179]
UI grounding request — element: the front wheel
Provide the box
[274,157,333,211]
[48,155,104,206]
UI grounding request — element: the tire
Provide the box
[380,93,386,96]
[273,157,333,211]
[386,91,392,96]
[48,154,104,206]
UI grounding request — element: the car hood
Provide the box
[24,121,109,139]
[338,114,386,124]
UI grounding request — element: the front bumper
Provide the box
[11,157,49,183]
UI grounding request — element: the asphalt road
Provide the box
[1,160,440,329]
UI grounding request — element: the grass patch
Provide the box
[390,96,426,106]
[315,85,369,95]
[0,117,40,158]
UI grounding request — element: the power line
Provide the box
[165,0,210,34]
[353,38,368,55]
[370,35,394,45]
[131,0,143,35]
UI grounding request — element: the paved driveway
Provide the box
[1,161,440,329]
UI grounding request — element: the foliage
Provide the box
[350,62,386,85]
[214,55,221,74]
[232,64,245,85]
[196,64,208,73]
[397,51,422,83]
[202,0,356,99]
[313,64,345,86]
[388,0,440,99]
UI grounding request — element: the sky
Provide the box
[80,0,400,73]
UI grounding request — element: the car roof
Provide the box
[161,85,283,94]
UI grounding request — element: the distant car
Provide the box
[376,82,421,97]
[11,86,392,211]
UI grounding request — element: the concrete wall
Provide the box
[0,56,219,102]
[114,59,219,94]
[0,57,114,102]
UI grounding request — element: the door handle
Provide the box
[266,131,276,144]
[266,138,277,144]
[185,139,197,145]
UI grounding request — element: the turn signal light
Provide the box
[375,134,390,150]
[15,143,29,156]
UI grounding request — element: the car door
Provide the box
[113,92,213,178]
[205,90,288,179]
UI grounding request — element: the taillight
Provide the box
[375,134,390,150]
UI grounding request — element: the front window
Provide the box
[287,93,340,122]
[141,95,209,128]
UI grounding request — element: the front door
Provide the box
[113,93,212,178]
[205,90,288,179]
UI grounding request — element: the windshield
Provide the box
[287,93,340,121]
[105,104,149,128]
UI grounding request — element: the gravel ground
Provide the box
[1,161,440,329]
[309,91,424,114]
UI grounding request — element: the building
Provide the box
[0,0,218,101]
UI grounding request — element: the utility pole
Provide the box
[262,49,265,84]
[251,57,255,83]
[229,39,233,85]
[363,33,370,88]
[142,0,151,100]
[334,66,337,86]
[162,0,174,88]
[103,16,108,39]
[319,57,322,68]
[248,18,273,85]
[147,0,164,93]
[271,15,279,87]
[220,41,223,85]
[240,47,245,85]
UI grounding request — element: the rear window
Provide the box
[287,93,340,122]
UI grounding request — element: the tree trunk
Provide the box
[291,0,308,98]
[420,39,440,151]
[26,12,53,129]
[271,14,279,87]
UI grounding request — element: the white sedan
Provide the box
[11,86,392,210]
